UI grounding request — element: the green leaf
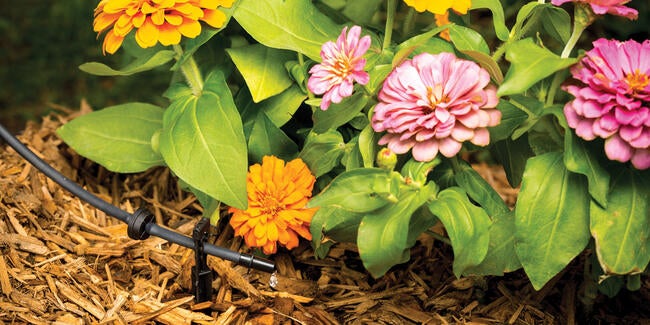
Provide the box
[454,160,510,216]
[313,92,369,133]
[248,113,298,163]
[79,50,175,76]
[359,124,380,168]
[471,0,509,41]
[489,100,529,142]
[310,206,364,258]
[564,131,610,207]
[366,64,393,94]
[591,169,650,275]
[490,135,534,187]
[401,158,442,185]
[233,0,340,61]
[541,6,571,44]
[428,187,492,277]
[239,85,306,132]
[393,25,449,67]
[359,183,437,277]
[298,130,346,177]
[449,25,490,55]
[515,152,590,290]
[498,38,577,96]
[227,44,295,102]
[511,2,542,40]
[464,210,522,276]
[57,103,164,173]
[159,71,248,209]
[308,168,393,212]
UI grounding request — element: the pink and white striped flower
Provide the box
[307,25,371,110]
[371,52,501,162]
[563,38,650,170]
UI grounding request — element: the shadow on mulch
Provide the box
[0,105,649,324]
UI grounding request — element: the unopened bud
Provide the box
[376,148,397,170]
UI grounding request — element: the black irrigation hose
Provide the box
[0,122,275,273]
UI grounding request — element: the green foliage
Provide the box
[159,71,248,209]
[57,103,164,172]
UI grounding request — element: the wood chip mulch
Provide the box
[1,103,649,324]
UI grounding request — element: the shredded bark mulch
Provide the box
[0,103,649,324]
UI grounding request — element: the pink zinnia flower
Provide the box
[371,52,501,162]
[307,25,371,110]
[563,39,650,170]
[551,0,638,19]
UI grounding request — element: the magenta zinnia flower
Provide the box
[551,0,638,19]
[371,52,501,162]
[307,25,371,110]
[563,39,650,170]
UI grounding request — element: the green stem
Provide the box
[402,7,416,37]
[383,0,397,51]
[173,44,203,96]
[425,230,452,245]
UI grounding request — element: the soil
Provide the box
[0,103,649,324]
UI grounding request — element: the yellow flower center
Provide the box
[625,69,649,94]
[427,84,449,106]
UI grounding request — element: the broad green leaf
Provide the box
[57,103,164,173]
[449,25,490,55]
[313,92,369,133]
[227,44,295,102]
[454,160,510,216]
[515,152,590,290]
[248,113,298,162]
[490,135,534,187]
[342,137,363,170]
[464,210,522,275]
[564,131,610,207]
[171,2,239,70]
[471,0,509,41]
[239,85,306,132]
[310,206,364,258]
[527,114,565,155]
[308,168,393,212]
[489,100,529,142]
[159,71,248,209]
[359,183,437,277]
[541,6,571,44]
[428,187,492,277]
[79,50,175,76]
[366,64,393,94]
[461,50,504,84]
[498,39,577,96]
[358,124,380,168]
[591,169,650,275]
[233,0,340,61]
[298,130,346,177]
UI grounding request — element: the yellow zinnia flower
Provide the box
[403,0,471,15]
[228,156,318,255]
[93,0,235,54]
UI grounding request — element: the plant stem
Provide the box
[402,7,416,37]
[425,229,452,245]
[383,0,397,51]
[173,44,203,96]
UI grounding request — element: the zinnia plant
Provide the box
[57,0,648,307]
[563,38,650,170]
[372,52,501,162]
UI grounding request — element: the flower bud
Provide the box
[376,148,397,170]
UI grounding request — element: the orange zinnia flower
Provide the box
[228,156,318,255]
[93,0,235,54]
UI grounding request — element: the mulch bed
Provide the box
[0,103,649,324]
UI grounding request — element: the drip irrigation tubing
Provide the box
[0,122,275,273]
